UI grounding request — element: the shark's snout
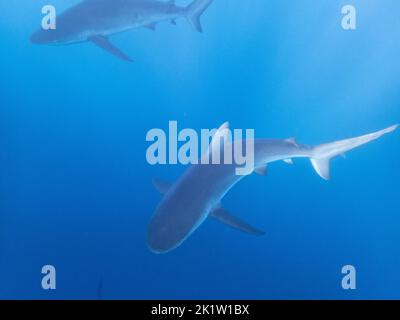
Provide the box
[147,223,179,254]
[30,29,58,45]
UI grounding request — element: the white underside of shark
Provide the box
[148,123,398,254]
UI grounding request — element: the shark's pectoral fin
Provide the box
[211,206,265,236]
[89,36,132,62]
[152,179,172,194]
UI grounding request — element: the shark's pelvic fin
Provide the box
[89,36,132,62]
[153,179,172,194]
[185,0,214,32]
[254,165,268,176]
[310,124,398,180]
[211,205,265,236]
[144,23,157,31]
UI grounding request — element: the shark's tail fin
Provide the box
[310,125,398,180]
[185,0,214,32]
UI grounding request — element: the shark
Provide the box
[30,0,214,61]
[148,123,398,254]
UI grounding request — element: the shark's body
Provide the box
[30,0,214,61]
[148,124,398,254]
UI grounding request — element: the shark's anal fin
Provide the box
[152,179,172,194]
[89,35,132,62]
[210,205,265,236]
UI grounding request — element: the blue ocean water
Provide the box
[0,0,400,299]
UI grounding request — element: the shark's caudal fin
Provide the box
[185,0,214,32]
[310,125,398,180]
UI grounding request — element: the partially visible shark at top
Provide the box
[30,0,214,61]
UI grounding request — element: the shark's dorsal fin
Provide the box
[152,179,172,194]
[210,205,265,236]
[89,35,132,62]
[213,122,230,138]
[254,165,268,176]
[204,122,230,160]
[211,121,230,148]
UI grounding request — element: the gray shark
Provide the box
[30,0,214,61]
[148,123,398,254]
